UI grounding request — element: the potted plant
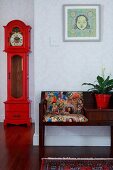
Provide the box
[82,74,113,109]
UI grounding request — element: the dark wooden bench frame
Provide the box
[39,91,113,159]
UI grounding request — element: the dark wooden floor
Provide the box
[0,123,39,170]
[0,123,113,170]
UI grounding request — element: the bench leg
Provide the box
[39,124,45,147]
[39,123,45,168]
[110,126,113,157]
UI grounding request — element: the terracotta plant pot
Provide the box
[95,94,111,109]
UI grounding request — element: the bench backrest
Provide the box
[42,91,84,114]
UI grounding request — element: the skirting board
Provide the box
[33,134,110,146]
[33,133,39,145]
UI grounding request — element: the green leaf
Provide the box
[82,83,95,87]
[97,76,104,86]
[103,76,110,86]
[82,74,113,94]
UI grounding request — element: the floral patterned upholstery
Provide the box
[44,113,88,122]
[43,91,88,122]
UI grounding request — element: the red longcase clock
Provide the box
[4,20,32,126]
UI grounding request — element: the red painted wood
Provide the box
[4,20,31,126]
[4,20,31,52]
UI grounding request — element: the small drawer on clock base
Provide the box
[5,112,29,120]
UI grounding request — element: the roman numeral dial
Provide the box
[10,32,23,46]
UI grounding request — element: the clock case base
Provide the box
[4,100,31,126]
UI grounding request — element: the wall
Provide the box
[0,0,34,122]
[0,0,113,147]
[33,0,113,145]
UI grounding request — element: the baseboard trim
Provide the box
[33,133,39,145]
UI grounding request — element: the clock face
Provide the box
[10,32,23,46]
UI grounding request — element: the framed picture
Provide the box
[63,4,100,41]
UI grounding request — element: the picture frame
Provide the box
[63,4,100,41]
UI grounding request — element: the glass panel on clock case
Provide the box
[11,55,23,98]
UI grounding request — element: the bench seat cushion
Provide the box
[44,113,88,122]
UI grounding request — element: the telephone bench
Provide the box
[39,91,113,158]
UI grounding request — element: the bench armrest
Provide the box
[39,99,47,124]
